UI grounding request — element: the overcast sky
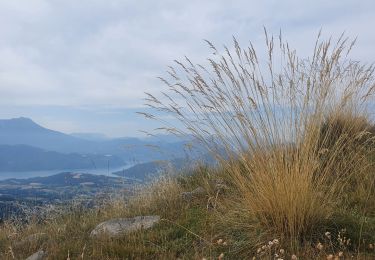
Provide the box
[0,0,374,137]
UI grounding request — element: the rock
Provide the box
[181,187,206,201]
[14,233,47,248]
[25,250,46,260]
[90,215,160,238]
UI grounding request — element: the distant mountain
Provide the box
[112,158,190,181]
[0,144,124,172]
[144,134,187,143]
[70,132,108,141]
[112,161,162,181]
[0,117,95,153]
[0,117,191,162]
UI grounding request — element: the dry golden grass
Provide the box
[144,30,375,250]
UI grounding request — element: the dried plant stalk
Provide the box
[143,30,375,242]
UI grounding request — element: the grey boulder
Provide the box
[90,215,160,238]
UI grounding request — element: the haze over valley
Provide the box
[0,116,192,219]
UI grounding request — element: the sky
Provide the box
[0,0,374,137]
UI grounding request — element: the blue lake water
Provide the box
[0,163,136,181]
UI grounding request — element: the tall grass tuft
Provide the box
[143,30,375,246]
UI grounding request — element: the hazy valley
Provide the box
[0,117,190,221]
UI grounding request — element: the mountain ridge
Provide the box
[0,117,191,169]
[0,144,124,172]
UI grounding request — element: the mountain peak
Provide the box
[0,117,43,131]
[11,116,35,123]
[2,116,34,122]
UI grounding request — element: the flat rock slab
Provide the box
[25,250,46,260]
[90,215,160,238]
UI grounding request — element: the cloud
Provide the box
[0,0,374,135]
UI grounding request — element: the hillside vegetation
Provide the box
[1,32,375,259]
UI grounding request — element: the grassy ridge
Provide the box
[0,160,374,259]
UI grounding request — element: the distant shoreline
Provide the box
[0,163,137,181]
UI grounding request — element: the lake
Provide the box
[0,163,136,181]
